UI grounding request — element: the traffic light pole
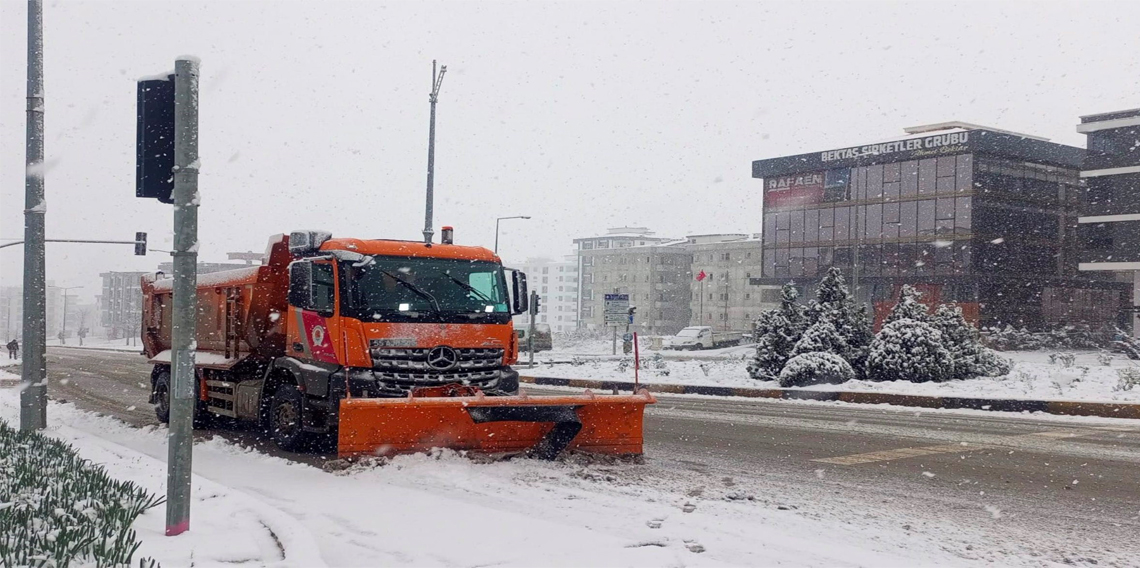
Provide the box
[528,290,537,367]
[21,0,47,431]
[165,56,199,537]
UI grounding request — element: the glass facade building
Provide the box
[1075,109,1140,336]
[753,125,1132,330]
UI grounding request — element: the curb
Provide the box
[519,375,1140,420]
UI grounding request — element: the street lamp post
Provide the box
[494,216,531,254]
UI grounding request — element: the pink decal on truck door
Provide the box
[300,310,338,364]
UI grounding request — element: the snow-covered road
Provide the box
[4,351,1140,566]
[0,386,951,567]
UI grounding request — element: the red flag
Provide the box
[696,270,707,282]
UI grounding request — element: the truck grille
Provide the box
[369,346,504,374]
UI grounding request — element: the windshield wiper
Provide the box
[444,275,496,305]
[380,271,441,314]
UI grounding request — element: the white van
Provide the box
[665,326,744,350]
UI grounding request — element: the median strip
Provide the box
[518,375,1140,420]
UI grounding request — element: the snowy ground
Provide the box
[2,369,1006,567]
[522,349,1140,403]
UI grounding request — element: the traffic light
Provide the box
[529,291,541,316]
[136,75,175,203]
[134,232,147,255]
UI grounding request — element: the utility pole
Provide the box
[422,60,447,244]
[699,279,705,325]
[166,56,200,537]
[528,290,537,367]
[851,183,862,306]
[21,0,47,431]
[52,285,82,345]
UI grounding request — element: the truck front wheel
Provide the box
[270,384,311,451]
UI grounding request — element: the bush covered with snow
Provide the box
[0,419,161,568]
[982,324,1114,352]
[866,318,954,383]
[973,347,1012,377]
[778,352,856,387]
[1115,367,1140,392]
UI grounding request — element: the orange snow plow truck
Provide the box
[141,231,653,459]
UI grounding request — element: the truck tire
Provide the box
[270,384,311,451]
[153,368,213,428]
[154,369,171,424]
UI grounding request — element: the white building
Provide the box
[509,256,580,333]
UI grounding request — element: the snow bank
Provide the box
[524,350,1140,403]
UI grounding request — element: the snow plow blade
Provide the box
[337,390,656,460]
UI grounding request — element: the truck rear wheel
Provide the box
[270,384,311,451]
[153,368,213,428]
[154,369,171,424]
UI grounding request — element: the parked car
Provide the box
[517,323,553,352]
[665,326,745,350]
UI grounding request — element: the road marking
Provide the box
[813,428,1128,466]
[814,443,994,465]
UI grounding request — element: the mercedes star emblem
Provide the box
[427,346,459,371]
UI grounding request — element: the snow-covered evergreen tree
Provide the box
[747,283,806,380]
[792,320,846,357]
[779,352,856,387]
[884,285,929,325]
[866,318,955,383]
[807,268,873,374]
[931,304,986,379]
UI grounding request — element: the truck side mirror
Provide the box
[288,261,313,309]
[507,269,528,315]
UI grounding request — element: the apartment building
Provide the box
[685,234,779,331]
[509,256,579,332]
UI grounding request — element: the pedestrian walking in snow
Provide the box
[6,339,17,359]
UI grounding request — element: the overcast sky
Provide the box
[2,0,1138,304]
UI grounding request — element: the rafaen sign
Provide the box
[764,172,824,207]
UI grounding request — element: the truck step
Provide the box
[205,380,238,417]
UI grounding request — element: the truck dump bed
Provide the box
[140,236,292,368]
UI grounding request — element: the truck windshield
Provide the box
[341,256,511,323]
[677,328,702,337]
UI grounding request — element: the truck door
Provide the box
[287,260,340,364]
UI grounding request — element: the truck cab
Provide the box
[286,232,527,398]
